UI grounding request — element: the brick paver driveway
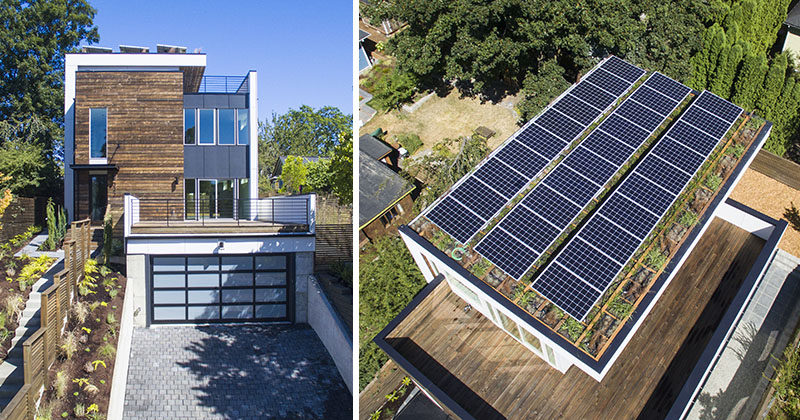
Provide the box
[123,324,350,419]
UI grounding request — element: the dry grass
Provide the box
[361,90,521,155]
[730,168,800,257]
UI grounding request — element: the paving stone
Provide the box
[123,324,351,419]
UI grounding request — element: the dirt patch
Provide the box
[730,168,800,257]
[361,89,520,156]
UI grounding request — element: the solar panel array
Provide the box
[474,72,691,279]
[425,56,645,244]
[532,90,743,321]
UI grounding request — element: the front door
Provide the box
[89,175,107,222]
[198,179,217,219]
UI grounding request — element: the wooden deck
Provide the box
[129,220,309,235]
[751,149,800,190]
[382,218,765,419]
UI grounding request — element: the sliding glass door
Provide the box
[199,179,218,219]
[185,179,242,220]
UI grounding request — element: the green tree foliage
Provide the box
[329,132,353,206]
[689,24,727,91]
[517,59,570,122]
[370,68,417,111]
[0,0,98,156]
[278,156,308,194]
[359,235,425,390]
[0,137,46,196]
[731,51,768,111]
[710,41,744,98]
[305,158,333,192]
[758,53,787,115]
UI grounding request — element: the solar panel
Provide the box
[643,72,692,102]
[533,90,742,320]
[475,228,538,280]
[615,100,664,132]
[631,86,678,116]
[476,71,689,280]
[423,56,644,244]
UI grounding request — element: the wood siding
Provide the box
[380,219,765,420]
[74,72,185,228]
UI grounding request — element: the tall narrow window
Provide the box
[198,109,214,144]
[218,109,235,145]
[184,109,196,144]
[237,109,249,145]
[90,108,107,159]
[185,179,196,220]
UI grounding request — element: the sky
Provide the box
[89,0,353,123]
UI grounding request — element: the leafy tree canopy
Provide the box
[278,156,308,194]
[329,132,353,206]
[259,105,352,163]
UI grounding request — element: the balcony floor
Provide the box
[130,219,309,235]
[377,218,765,419]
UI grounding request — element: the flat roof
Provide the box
[359,151,414,227]
[377,216,777,418]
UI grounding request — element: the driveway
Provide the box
[123,324,351,419]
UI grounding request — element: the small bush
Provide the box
[42,199,67,251]
[370,68,417,111]
[704,173,722,191]
[34,401,53,420]
[106,313,117,325]
[4,294,22,320]
[102,204,113,265]
[645,249,668,271]
[561,317,584,341]
[729,143,746,159]
[54,370,69,399]
[396,133,423,154]
[72,301,89,324]
[679,211,698,227]
[18,255,54,289]
[59,331,78,360]
[73,404,85,418]
[98,342,116,358]
[471,258,491,278]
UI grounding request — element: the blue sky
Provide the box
[89,0,353,122]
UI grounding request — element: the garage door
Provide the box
[150,254,292,324]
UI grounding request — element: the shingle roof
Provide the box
[359,151,414,227]
[359,134,392,160]
[787,2,800,28]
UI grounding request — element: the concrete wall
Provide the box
[294,251,313,323]
[308,276,353,393]
[126,254,148,327]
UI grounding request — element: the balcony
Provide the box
[196,75,249,94]
[124,194,314,236]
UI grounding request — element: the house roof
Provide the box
[359,134,392,160]
[787,2,800,28]
[359,151,414,227]
[359,29,370,42]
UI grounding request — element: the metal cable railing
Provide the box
[130,196,309,227]
[197,75,249,93]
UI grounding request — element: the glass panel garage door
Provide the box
[151,254,292,323]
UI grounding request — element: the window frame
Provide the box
[236,108,249,145]
[184,109,197,145]
[198,109,216,145]
[217,109,236,145]
[89,107,108,162]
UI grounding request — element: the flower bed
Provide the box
[36,259,126,420]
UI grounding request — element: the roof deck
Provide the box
[379,218,766,419]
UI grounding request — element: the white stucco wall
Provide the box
[307,276,353,393]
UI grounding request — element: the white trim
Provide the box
[248,71,258,205]
[126,235,315,255]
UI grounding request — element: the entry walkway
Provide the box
[123,324,350,419]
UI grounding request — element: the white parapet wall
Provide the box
[107,274,135,419]
[307,275,353,393]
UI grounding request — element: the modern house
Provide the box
[374,56,793,419]
[358,150,414,246]
[64,45,315,326]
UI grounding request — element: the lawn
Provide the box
[361,89,521,156]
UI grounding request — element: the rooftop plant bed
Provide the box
[411,104,766,360]
[36,259,126,420]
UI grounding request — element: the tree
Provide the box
[370,68,417,111]
[517,58,570,122]
[731,51,768,111]
[278,156,308,194]
[259,105,352,165]
[0,115,58,196]
[305,158,333,192]
[710,41,744,98]
[329,132,353,206]
[0,0,98,157]
[758,53,787,115]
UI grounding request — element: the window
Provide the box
[218,109,235,145]
[546,345,557,365]
[496,310,521,340]
[237,109,249,145]
[198,109,214,144]
[520,328,543,354]
[89,108,107,159]
[380,207,399,226]
[446,275,481,308]
[185,179,196,220]
[184,109,196,144]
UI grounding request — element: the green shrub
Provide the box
[18,255,53,289]
[704,173,722,191]
[42,199,67,251]
[370,68,417,111]
[679,211,698,227]
[770,345,800,418]
[561,317,584,341]
[608,296,634,319]
[645,249,667,271]
[470,258,491,278]
[729,143,746,159]
[396,133,423,154]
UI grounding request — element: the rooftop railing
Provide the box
[196,75,249,94]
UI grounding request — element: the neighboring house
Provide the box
[360,133,398,168]
[784,3,800,58]
[374,56,793,419]
[359,29,373,74]
[359,150,414,246]
[64,46,315,327]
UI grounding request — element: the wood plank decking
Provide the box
[383,218,765,419]
[750,149,800,190]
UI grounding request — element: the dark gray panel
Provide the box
[229,146,248,178]
[203,147,230,178]
[183,146,204,178]
[183,94,204,108]
[185,146,249,179]
[202,94,229,108]
[229,95,246,108]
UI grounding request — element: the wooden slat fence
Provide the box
[315,224,353,270]
[0,219,91,420]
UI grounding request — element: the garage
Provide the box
[150,254,293,324]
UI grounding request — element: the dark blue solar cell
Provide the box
[644,72,691,102]
[598,194,660,240]
[584,68,632,97]
[515,124,568,160]
[493,140,549,179]
[426,196,485,244]
[631,85,678,116]
[693,91,743,123]
[596,114,650,150]
[562,146,618,186]
[475,228,538,280]
[668,120,720,157]
[533,263,600,321]
[473,158,528,199]
[569,80,616,111]
[601,56,646,83]
[651,137,706,175]
[543,165,601,205]
[636,154,692,195]
[499,206,560,253]
[450,177,505,220]
[557,238,622,290]
[520,184,581,228]
[536,108,585,142]
[615,99,665,132]
[553,93,602,125]
[680,105,734,140]
[579,217,640,264]
[581,130,634,166]
[617,173,676,215]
